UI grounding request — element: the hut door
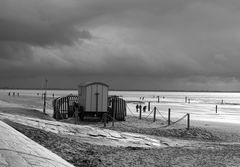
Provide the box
[91,84,102,112]
[89,84,108,112]
[95,92,99,112]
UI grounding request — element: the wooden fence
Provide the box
[52,94,78,120]
[108,96,126,121]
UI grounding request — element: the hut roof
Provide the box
[78,82,109,88]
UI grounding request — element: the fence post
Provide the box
[168,108,171,125]
[216,105,218,114]
[153,107,156,122]
[187,113,190,130]
[148,102,151,111]
[139,105,142,119]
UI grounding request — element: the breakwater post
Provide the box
[153,107,156,122]
[148,102,151,111]
[187,113,190,130]
[168,108,171,125]
[139,105,142,119]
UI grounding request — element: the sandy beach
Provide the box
[1,92,240,166]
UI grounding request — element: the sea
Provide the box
[1,89,240,124]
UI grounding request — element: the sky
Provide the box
[1,0,240,91]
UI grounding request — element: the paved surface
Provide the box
[0,113,163,148]
[0,120,74,167]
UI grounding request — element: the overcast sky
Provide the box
[1,0,240,91]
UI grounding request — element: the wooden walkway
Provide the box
[0,120,74,167]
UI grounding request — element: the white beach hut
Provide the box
[78,82,109,114]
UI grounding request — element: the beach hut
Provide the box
[78,82,109,119]
[108,96,126,121]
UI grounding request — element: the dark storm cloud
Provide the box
[0,0,194,47]
[0,19,92,46]
[0,42,31,60]
[1,0,240,90]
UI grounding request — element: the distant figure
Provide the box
[13,92,15,96]
[17,93,19,96]
[52,93,54,98]
[142,97,144,100]
[163,96,165,99]
[188,99,190,104]
[185,97,188,103]
[139,105,142,112]
[221,100,224,104]
[136,104,139,112]
[8,92,10,96]
[37,93,39,96]
[143,106,147,112]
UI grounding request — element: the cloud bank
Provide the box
[1,0,240,90]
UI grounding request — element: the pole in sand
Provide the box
[187,113,190,130]
[43,78,48,114]
[139,105,142,119]
[168,108,171,125]
[148,102,151,111]
[153,106,156,122]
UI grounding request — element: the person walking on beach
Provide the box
[143,106,146,112]
[136,104,139,112]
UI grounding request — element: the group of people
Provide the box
[136,104,147,112]
[8,92,19,96]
